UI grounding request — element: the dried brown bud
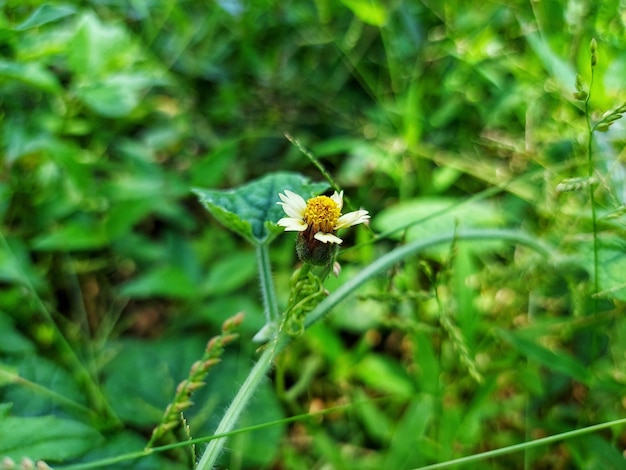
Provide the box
[220,333,239,346]
[200,358,221,371]
[189,360,205,375]
[172,400,194,413]
[205,337,221,352]
[20,458,34,470]
[176,380,191,395]
[185,380,206,392]
[222,312,245,332]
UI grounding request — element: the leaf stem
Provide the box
[257,242,279,323]
[195,338,281,469]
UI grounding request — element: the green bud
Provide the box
[590,38,597,67]
[575,73,584,92]
[573,90,588,101]
[595,122,610,132]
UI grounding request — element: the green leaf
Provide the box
[577,236,626,302]
[0,237,45,290]
[101,338,201,427]
[118,266,196,299]
[522,26,576,92]
[201,250,257,296]
[373,197,505,257]
[14,4,77,30]
[0,312,34,354]
[31,219,109,251]
[68,13,136,78]
[384,396,433,468]
[75,73,158,118]
[0,59,61,94]
[3,356,87,417]
[193,172,329,245]
[354,353,415,395]
[498,329,591,384]
[341,0,389,26]
[0,415,103,462]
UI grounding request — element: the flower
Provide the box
[277,190,369,244]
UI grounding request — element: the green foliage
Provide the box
[0,414,103,463]
[194,172,328,245]
[1,0,625,469]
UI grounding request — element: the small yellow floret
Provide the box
[303,196,340,234]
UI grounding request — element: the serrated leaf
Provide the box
[14,4,77,30]
[0,415,103,462]
[193,172,329,245]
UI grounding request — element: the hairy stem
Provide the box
[257,241,279,323]
[195,339,280,469]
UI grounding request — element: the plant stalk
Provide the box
[257,241,279,323]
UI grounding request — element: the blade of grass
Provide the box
[413,417,626,470]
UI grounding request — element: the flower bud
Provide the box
[296,233,338,266]
[590,38,597,67]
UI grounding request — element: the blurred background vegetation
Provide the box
[1,1,625,469]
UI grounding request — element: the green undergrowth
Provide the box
[1,1,625,469]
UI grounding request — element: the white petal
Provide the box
[335,209,370,229]
[330,190,344,210]
[277,217,308,231]
[314,231,343,244]
[277,190,306,218]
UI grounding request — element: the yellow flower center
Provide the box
[303,196,340,234]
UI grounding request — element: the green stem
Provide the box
[257,242,279,323]
[585,67,600,310]
[195,338,282,469]
[415,417,626,470]
[305,229,552,329]
[195,229,552,469]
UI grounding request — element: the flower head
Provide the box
[277,189,369,265]
[277,190,369,243]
